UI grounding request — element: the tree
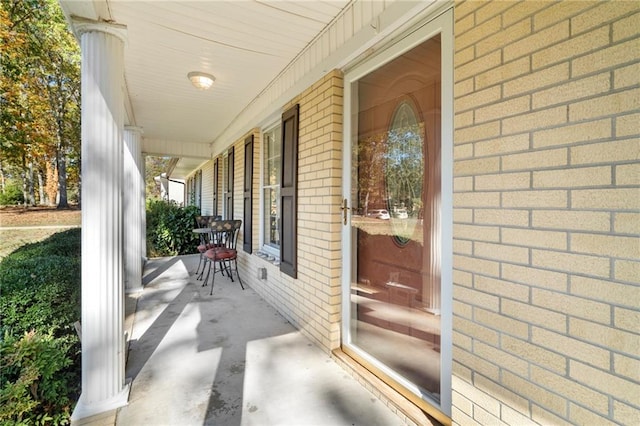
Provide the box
[0,0,80,208]
[44,161,58,205]
[145,156,172,200]
[0,3,36,204]
[40,2,80,208]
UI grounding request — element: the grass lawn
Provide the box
[0,206,81,258]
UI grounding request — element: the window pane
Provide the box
[263,187,280,248]
[263,124,281,250]
[268,130,281,161]
[264,127,281,186]
[267,158,279,186]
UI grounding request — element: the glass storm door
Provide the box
[342,12,452,421]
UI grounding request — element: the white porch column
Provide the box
[71,20,130,421]
[141,154,147,265]
[124,126,144,293]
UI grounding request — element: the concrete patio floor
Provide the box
[106,254,406,425]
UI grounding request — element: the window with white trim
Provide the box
[261,122,281,254]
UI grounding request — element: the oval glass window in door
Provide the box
[386,100,424,246]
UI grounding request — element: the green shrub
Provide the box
[0,331,73,425]
[0,183,24,206]
[3,230,81,262]
[0,228,80,425]
[0,256,80,338]
[146,200,200,257]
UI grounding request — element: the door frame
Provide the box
[340,8,454,421]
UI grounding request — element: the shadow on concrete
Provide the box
[141,256,180,286]
[118,254,403,426]
[125,283,198,380]
[198,276,293,425]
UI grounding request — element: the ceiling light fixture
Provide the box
[187,71,215,90]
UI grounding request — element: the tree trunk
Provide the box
[37,170,45,205]
[0,162,5,193]
[22,173,28,206]
[21,154,28,205]
[57,154,69,208]
[28,161,35,206]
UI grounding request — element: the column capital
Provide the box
[125,125,144,135]
[71,17,127,44]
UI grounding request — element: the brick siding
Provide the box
[239,70,344,352]
[452,1,640,424]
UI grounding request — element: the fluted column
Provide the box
[124,126,144,293]
[71,19,129,421]
[141,154,147,265]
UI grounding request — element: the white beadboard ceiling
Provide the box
[59,1,350,161]
[59,0,441,179]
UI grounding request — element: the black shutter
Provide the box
[243,135,254,253]
[225,147,234,219]
[198,170,202,209]
[279,104,299,278]
[213,158,218,216]
[188,177,193,205]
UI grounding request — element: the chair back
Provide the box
[195,215,209,228]
[209,220,242,251]
[196,215,224,228]
[207,215,223,227]
[195,216,219,248]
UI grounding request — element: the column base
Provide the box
[70,381,131,423]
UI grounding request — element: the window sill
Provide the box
[256,250,280,266]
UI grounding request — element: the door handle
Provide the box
[340,198,350,225]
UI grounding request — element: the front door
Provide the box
[341,11,452,419]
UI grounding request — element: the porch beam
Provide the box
[142,137,212,159]
[71,19,130,421]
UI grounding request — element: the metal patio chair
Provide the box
[202,219,244,294]
[194,215,222,279]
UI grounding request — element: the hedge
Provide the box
[0,228,81,425]
[146,200,200,257]
[1,202,200,424]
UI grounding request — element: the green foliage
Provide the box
[4,229,81,262]
[146,200,200,256]
[0,182,24,205]
[144,156,171,200]
[0,256,80,338]
[0,0,81,208]
[0,228,80,425]
[1,331,73,425]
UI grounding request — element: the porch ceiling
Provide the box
[59,0,349,150]
[170,157,208,180]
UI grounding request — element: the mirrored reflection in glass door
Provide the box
[348,34,442,401]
